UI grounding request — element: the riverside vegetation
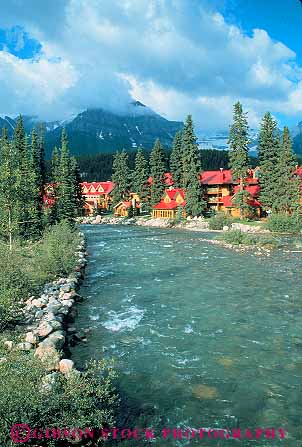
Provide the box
[0,222,118,447]
[0,119,118,446]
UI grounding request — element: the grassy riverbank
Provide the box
[0,222,81,332]
[0,222,118,447]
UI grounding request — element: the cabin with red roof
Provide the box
[152,188,186,219]
[150,168,262,219]
[81,181,114,215]
[114,193,141,217]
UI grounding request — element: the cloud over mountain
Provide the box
[0,0,301,131]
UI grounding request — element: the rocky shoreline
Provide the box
[79,216,281,257]
[3,231,88,381]
[79,215,268,234]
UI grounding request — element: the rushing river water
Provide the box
[71,225,302,447]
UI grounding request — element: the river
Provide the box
[71,225,302,446]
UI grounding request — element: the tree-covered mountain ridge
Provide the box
[0,101,184,158]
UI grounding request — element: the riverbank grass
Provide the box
[0,222,81,331]
[218,230,280,249]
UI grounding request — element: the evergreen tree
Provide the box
[51,146,60,182]
[46,147,61,225]
[258,112,280,211]
[14,116,31,238]
[170,131,183,187]
[182,115,206,216]
[131,148,150,211]
[38,123,46,191]
[56,129,77,223]
[228,102,250,218]
[274,127,299,213]
[149,139,166,206]
[70,156,83,216]
[0,129,19,249]
[111,150,130,206]
[27,129,43,239]
[127,203,134,218]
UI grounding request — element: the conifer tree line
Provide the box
[112,107,301,218]
[111,115,206,216]
[0,116,82,249]
[228,102,300,216]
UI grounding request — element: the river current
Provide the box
[71,225,302,446]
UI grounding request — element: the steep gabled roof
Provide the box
[165,188,185,200]
[81,181,114,194]
[114,201,140,209]
[153,200,186,210]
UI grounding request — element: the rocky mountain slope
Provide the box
[0,102,183,157]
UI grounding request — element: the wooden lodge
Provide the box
[44,166,302,219]
[152,188,186,219]
[81,181,114,216]
[114,193,140,217]
[150,168,262,219]
[200,168,261,218]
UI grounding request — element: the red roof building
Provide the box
[152,188,186,219]
[81,181,115,215]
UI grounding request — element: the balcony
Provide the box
[207,188,222,194]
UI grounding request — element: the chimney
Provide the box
[220,167,224,180]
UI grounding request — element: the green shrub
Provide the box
[0,222,81,331]
[32,221,81,280]
[219,230,280,249]
[219,230,255,245]
[208,213,233,230]
[266,214,302,234]
[0,347,117,446]
[0,245,31,331]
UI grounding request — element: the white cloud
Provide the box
[0,0,301,129]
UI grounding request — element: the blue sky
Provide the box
[0,0,301,132]
[0,26,41,59]
[221,0,302,64]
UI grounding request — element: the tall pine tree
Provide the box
[182,115,206,216]
[56,129,77,224]
[228,102,250,218]
[70,156,83,216]
[0,128,19,249]
[149,139,166,206]
[258,112,280,211]
[131,148,149,211]
[27,129,43,239]
[274,127,299,214]
[51,146,60,182]
[14,116,32,238]
[111,150,130,206]
[170,131,183,187]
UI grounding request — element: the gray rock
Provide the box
[47,303,62,314]
[25,332,38,344]
[35,310,44,319]
[17,342,33,351]
[46,331,65,350]
[60,284,71,293]
[41,372,59,392]
[38,320,61,338]
[61,299,74,308]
